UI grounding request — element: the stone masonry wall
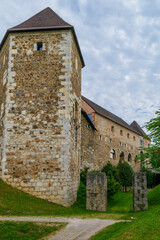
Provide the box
[86,172,107,212]
[0,30,82,206]
[66,33,82,203]
[0,38,10,178]
[133,172,148,212]
[81,110,141,171]
[81,113,109,170]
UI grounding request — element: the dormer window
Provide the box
[34,42,45,51]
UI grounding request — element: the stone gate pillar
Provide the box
[133,172,148,212]
[86,172,107,212]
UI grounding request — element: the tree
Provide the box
[117,159,134,191]
[137,110,160,169]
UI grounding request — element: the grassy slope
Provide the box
[90,184,160,240]
[0,179,160,239]
[0,179,122,219]
[0,221,65,240]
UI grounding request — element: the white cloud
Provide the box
[0,0,159,129]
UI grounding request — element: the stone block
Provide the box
[133,172,148,212]
[86,172,107,212]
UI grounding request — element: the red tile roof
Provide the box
[0,7,85,67]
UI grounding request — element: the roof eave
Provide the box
[0,26,85,68]
[95,112,141,135]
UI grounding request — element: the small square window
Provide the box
[37,42,43,51]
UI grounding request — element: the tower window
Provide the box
[37,42,43,51]
[127,133,130,138]
[120,130,123,136]
[133,136,136,141]
[34,42,45,51]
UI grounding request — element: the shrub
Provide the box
[102,162,122,198]
[102,161,120,182]
[80,167,89,186]
[141,166,153,188]
[117,159,133,191]
[77,181,86,201]
[107,175,122,198]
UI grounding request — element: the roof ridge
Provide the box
[9,7,72,31]
[130,120,146,136]
[0,7,85,67]
[82,96,141,135]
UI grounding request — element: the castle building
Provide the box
[81,96,150,172]
[0,7,150,206]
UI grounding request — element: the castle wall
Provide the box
[81,111,141,171]
[81,113,109,170]
[0,30,82,206]
[0,38,10,178]
[67,34,82,199]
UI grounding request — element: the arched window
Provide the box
[128,153,132,162]
[111,126,114,132]
[120,130,123,136]
[110,149,116,160]
[120,151,125,161]
[127,133,130,138]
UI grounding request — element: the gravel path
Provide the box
[0,216,118,240]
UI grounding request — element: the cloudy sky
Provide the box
[0,0,159,129]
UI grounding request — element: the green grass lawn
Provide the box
[0,179,123,219]
[90,184,160,240]
[0,221,66,240]
[0,179,160,240]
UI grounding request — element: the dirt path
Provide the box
[0,216,118,240]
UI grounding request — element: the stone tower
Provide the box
[0,7,84,206]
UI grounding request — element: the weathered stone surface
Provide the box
[0,30,82,207]
[86,172,107,212]
[81,99,151,172]
[132,172,148,212]
[81,111,140,171]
